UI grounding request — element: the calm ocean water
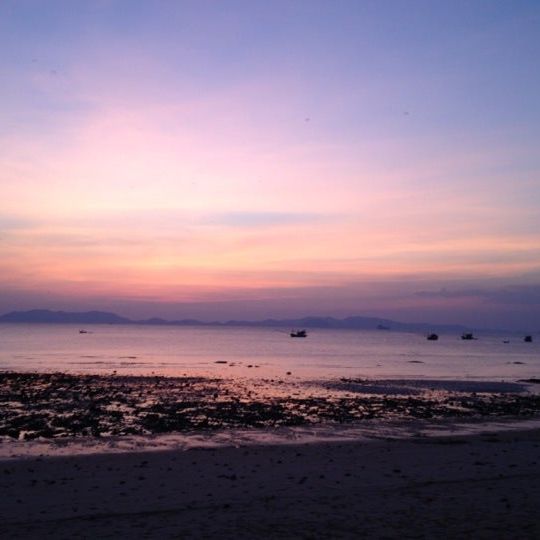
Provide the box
[0,324,538,381]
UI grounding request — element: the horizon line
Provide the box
[0,308,525,334]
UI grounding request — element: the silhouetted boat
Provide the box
[524,335,533,343]
[79,329,89,334]
[461,332,475,340]
[503,340,510,344]
[426,333,439,341]
[290,329,307,338]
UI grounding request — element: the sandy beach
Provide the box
[1,428,539,539]
[2,372,540,538]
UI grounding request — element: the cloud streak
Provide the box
[203,211,334,228]
[416,285,540,306]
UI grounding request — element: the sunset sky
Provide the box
[1,1,540,329]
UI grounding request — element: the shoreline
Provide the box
[3,370,540,537]
[2,370,540,444]
[3,414,540,461]
[2,428,540,538]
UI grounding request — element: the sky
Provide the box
[1,1,540,330]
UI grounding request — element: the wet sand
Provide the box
[2,372,539,440]
[1,429,540,539]
[2,371,540,538]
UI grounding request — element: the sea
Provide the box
[1,324,538,382]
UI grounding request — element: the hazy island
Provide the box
[0,308,487,334]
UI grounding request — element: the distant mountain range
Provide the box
[0,309,484,334]
[0,310,131,325]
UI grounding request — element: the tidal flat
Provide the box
[2,371,540,539]
[1,371,540,441]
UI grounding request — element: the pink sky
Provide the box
[1,2,540,330]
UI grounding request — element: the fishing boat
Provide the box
[426,333,439,341]
[290,329,307,338]
[461,332,475,340]
[524,335,533,343]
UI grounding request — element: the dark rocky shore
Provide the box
[1,372,540,440]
